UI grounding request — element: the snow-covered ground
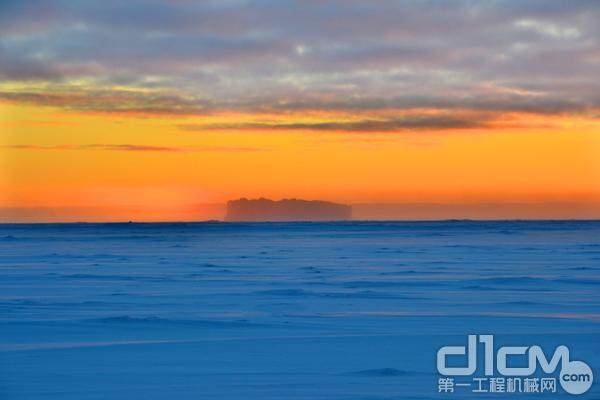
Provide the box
[0,221,598,399]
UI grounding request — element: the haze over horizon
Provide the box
[1,1,599,221]
[3,199,600,223]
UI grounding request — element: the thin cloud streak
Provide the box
[3,144,263,153]
[1,90,595,119]
[177,115,491,133]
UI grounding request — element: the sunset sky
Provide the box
[1,1,599,221]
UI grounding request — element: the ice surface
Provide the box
[0,221,599,399]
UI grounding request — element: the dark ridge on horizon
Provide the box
[1,202,600,223]
[225,198,352,222]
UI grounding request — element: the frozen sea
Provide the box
[0,221,599,399]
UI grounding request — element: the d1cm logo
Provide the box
[437,335,593,395]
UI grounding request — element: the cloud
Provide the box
[178,115,491,133]
[3,144,263,152]
[1,89,594,119]
[0,0,598,121]
[0,90,213,115]
[4,144,182,152]
[514,19,581,39]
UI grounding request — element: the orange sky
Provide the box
[2,100,599,221]
[1,1,599,221]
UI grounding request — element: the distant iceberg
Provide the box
[225,198,352,221]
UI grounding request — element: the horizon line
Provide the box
[2,218,600,225]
